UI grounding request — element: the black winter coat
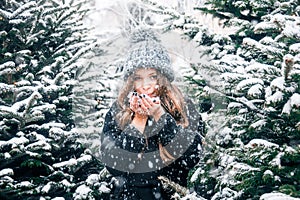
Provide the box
[100,99,203,200]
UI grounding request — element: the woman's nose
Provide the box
[142,79,151,89]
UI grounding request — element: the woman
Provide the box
[100,28,203,200]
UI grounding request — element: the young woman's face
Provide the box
[133,68,158,97]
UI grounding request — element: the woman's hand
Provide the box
[140,94,165,121]
[129,92,165,121]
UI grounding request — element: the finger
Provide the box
[141,95,152,109]
[130,96,140,111]
[139,101,149,115]
[152,96,160,104]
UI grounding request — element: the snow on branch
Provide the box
[0,83,14,96]
[260,192,300,200]
[26,30,46,46]
[0,106,23,124]
[218,54,249,68]
[242,38,284,58]
[290,93,300,107]
[0,8,12,19]
[233,97,264,114]
[0,168,14,177]
[289,43,300,54]
[42,6,69,17]
[254,21,280,34]
[0,61,16,75]
[158,176,188,197]
[23,91,42,116]
[52,155,92,169]
[236,78,264,92]
[63,43,99,69]
[245,62,281,75]
[10,1,37,19]
[245,139,280,149]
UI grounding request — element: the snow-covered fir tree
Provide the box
[0,0,112,199]
[144,0,300,199]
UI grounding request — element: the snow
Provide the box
[173,15,185,27]
[228,102,243,109]
[266,91,283,104]
[0,168,14,177]
[53,155,92,168]
[263,169,273,176]
[0,83,14,95]
[42,122,66,130]
[221,72,247,82]
[245,62,281,74]
[73,184,92,200]
[99,183,111,193]
[61,179,72,188]
[289,43,300,54]
[25,140,52,151]
[290,93,300,107]
[254,22,278,34]
[282,99,292,115]
[260,192,300,200]
[52,197,65,200]
[48,127,67,140]
[245,139,279,149]
[148,161,154,168]
[15,181,33,188]
[190,167,202,183]
[77,155,92,163]
[236,78,264,91]
[219,153,235,168]
[53,158,77,168]
[41,182,53,193]
[211,187,241,200]
[248,84,263,97]
[14,80,31,87]
[4,152,11,159]
[281,20,300,39]
[3,136,29,148]
[86,174,99,186]
[193,31,204,43]
[250,119,267,129]
[0,61,15,70]
[181,191,206,200]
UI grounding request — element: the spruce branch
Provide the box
[23,91,42,116]
[0,106,24,128]
[0,61,15,72]
[53,72,65,85]
[99,167,110,180]
[0,8,12,19]
[282,54,294,80]
[10,1,36,19]
[158,176,188,197]
[63,43,98,69]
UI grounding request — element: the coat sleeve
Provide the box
[154,100,203,169]
[100,104,161,174]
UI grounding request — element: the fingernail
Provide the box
[139,95,143,98]
[142,94,146,98]
[153,99,156,103]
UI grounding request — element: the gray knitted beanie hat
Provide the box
[123,28,175,82]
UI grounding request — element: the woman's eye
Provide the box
[134,77,141,80]
[150,75,157,80]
